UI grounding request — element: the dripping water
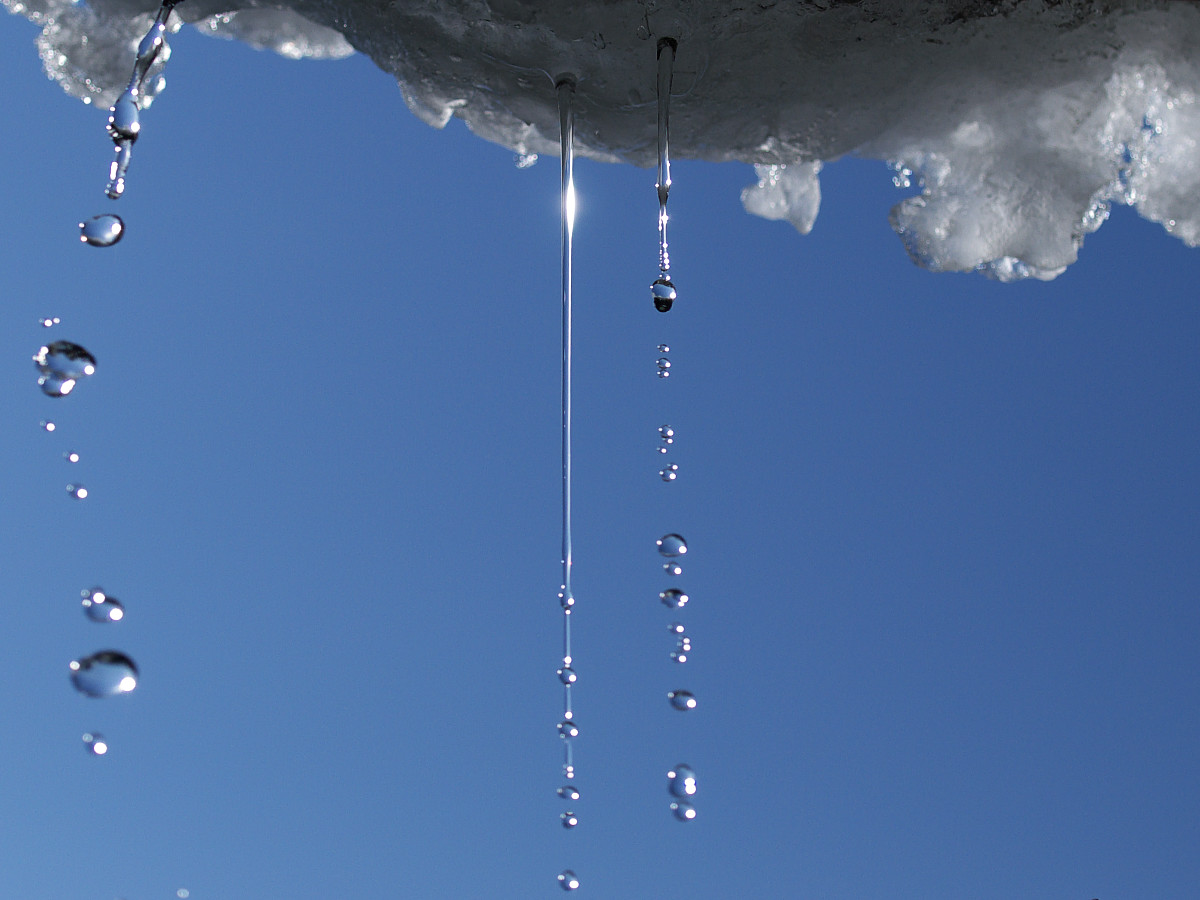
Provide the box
[651,38,678,313]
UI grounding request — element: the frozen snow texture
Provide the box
[4,0,1200,279]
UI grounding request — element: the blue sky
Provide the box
[2,13,1199,899]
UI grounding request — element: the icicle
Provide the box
[651,38,678,313]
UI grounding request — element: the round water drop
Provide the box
[657,445,669,454]
[656,357,671,371]
[656,533,687,557]
[664,561,683,576]
[660,588,689,609]
[657,343,670,353]
[560,811,579,829]
[669,622,686,635]
[670,649,688,663]
[107,91,140,142]
[658,426,674,442]
[659,464,679,482]
[69,651,138,697]
[82,732,108,755]
[557,719,579,740]
[34,341,96,397]
[39,316,61,328]
[557,785,580,801]
[79,214,124,247]
[39,420,56,432]
[557,871,580,891]
[557,666,577,685]
[81,588,124,623]
[670,800,697,821]
[562,764,575,780]
[668,690,698,711]
[651,276,677,312]
[64,451,80,463]
[66,483,88,500]
[668,764,697,797]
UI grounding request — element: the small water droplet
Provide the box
[659,464,679,481]
[107,91,140,142]
[557,666,577,685]
[669,622,686,635]
[67,483,89,500]
[177,891,190,900]
[562,764,575,780]
[69,650,138,697]
[82,732,109,755]
[557,785,580,801]
[670,800,697,821]
[664,561,683,576]
[657,344,670,353]
[39,316,61,328]
[561,810,579,828]
[557,720,580,739]
[658,426,674,443]
[64,451,80,463]
[652,277,676,312]
[668,764,697,797]
[670,650,688,663]
[668,690,697,711]
[79,214,125,247]
[557,870,580,891]
[39,420,56,432]
[514,152,539,168]
[34,341,96,397]
[656,357,671,371]
[656,533,687,557]
[660,588,689,608]
[657,445,669,454]
[81,588,124,622]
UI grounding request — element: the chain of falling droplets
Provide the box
[651,38,678,313]
[105,0,184,198]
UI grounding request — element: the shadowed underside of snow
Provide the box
[6,0,1199,280]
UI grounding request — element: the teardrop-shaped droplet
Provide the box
[557,719,579,740]
[652,277,676,312]
[659,464,679,482]
[560,811,579,829]
[657,533,687,557]
[660,588,689,609]
[81,588,125,623]
[557,871,580,891]
[69,651,138,697]
[557,666,577,685]
[107,92,141,142]
[668,689,697,711]
[557,785,580,801]
[670,800,697,821]
[79,214,125,247]
[82,731,109,755]
[668,764,697,797]
[66,483,89,500]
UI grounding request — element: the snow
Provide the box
[5,0,1199,279]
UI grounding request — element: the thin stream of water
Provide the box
[651,38,678,313]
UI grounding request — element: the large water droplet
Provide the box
[560,811,579,829]
[668,764,697,797]
[668,690,697,711]
[69,651,138,697]
[107,91,140,142]
[670,800,697,821]
[66,483,89,500]
[81,588,124,623]
[34,341,96,397]
[659,464,679,482]
[652,277,676,312]
[82,732,109,755]
[557,871,580,891]
[557,785,580,801]
[660,588,689,609]
[557,666,577,685]
[656,533,687,557]
[79,214,125,247]
[557,720,580,739]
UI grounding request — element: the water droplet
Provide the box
[107,91,140,142]
[557,720,580,739]
[670,650,688,663]
[39,316,61,328]
[557,666,577,685]
[136,22,166,68]
[670,800,697,821]
[658,426,674,443]
[81,588,124,622]
[660,588,689,609]
[39,420,56,432]
[657,533,687,557]
[106,141,132,199]
[69,650,138,697]
[668,690,697,711]
[514,152,539,168]
[656,357,671,371]
[657,445,669,454]
[557,785,580,801]
[67,483,89,500]
[177,891,190,900]
[562,764,575,780]
[657,344,670,353]
[652,277,676,312]
[82,732,108,755]
[669,622,686,635]
[659,464,679,481]
[560,811,579,829]
[79,214,125,247]
[559,587,575,610]
[664,561,683,576]
[64,451,80,463]
[557,870,580,891]
[668,764,697,797]
[34,341,96,397]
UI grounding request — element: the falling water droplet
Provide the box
[670,800,697,821]
[657,344,670,353]
[106,141,133,199]
[64,451,81,463]
[557,871,580,891]
[79,214,125,247]
[669,622,686,635]
[82,732,109,755]
[557,666,577,685]
[69,651,139,697]
[664,561,683,576]
[557,785,580,801]
[39,420,56,432]
[81,588,125,623]
[670,650,688,663]
[39,316,61,328]
[668,764,697,797]
[559,589,575,610]
[557,719,580,740]
[562,764,575,780]
[34,341,96,397]
[660,588,689,609]
[107,91,141,142]
[658,426,675,443]
[668,690,698,711]
[659,464,679,481]
[560,811,579,829]
[656,533,688,557]
[655,356,672,375]
[67,483,89,500]
[652,278,677,313]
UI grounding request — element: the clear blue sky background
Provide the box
[1,13,1198,900]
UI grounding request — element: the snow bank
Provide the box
[5,0,1199,279]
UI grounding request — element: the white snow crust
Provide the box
[5,0,1200,279]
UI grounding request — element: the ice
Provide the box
[5,0,1200,279]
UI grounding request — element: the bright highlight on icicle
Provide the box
[651,37,678,312]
